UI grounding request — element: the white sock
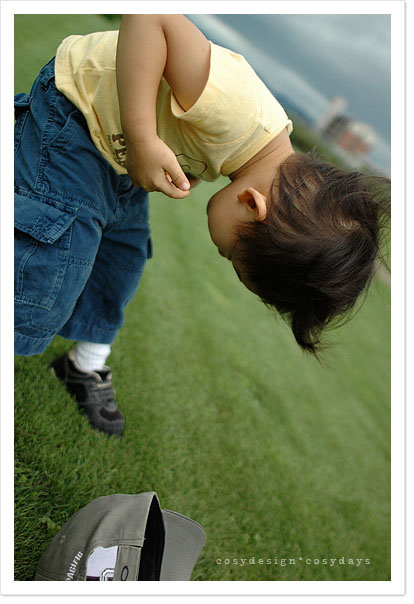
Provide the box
[75,341,111,373]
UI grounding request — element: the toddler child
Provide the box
[14,15,389,436]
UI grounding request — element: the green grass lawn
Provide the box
[14,14,391,582]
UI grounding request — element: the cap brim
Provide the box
[160,510,206,581]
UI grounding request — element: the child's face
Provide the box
[206,132,294,291]
[206,184,267,290]
[206,192,239,262]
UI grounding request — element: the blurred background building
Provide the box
[315,96,379,172]
[314,96,348,133]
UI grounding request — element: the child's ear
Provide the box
[237,188,267,222]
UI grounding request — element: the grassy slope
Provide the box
[14,15,390,582]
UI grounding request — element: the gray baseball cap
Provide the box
[35,492,206,581]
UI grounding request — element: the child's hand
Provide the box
[125,136,191,199]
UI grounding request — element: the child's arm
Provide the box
[116,14,211,198]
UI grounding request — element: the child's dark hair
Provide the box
[234,152,390,355]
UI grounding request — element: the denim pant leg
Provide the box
[59,181,152,344]
[14,59,151,355]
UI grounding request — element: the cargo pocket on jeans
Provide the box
[14,93,32,154]
[14,193,77,311]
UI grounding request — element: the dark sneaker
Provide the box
[50,350,124,436]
